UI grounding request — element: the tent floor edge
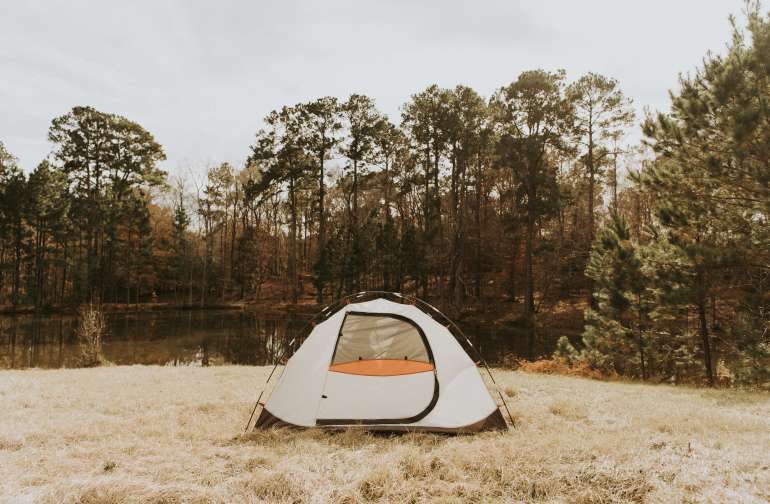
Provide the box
[253,406,508,434]
[476,407,508,432]
[254,408,301,429]
[314,408,509,434]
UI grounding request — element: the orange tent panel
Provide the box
[329,359,434,376]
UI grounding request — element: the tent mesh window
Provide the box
[329,313,433,376]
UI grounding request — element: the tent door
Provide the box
[315,312,438,425]
[316,370,437,423]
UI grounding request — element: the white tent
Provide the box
[254,294,508,433]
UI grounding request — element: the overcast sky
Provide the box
[1,0,743,175]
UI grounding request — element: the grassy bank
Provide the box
[0,366,768,503]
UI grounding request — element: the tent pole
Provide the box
[243,364,279,432]
[244,336,296,433]
[456,330,517,429]
[413,297,517,429]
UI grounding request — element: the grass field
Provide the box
[0,366,768,503]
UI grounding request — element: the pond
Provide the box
[0,309,547,370]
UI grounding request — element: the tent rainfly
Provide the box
[253,293,509,433]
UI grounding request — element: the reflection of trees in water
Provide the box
[219,314,301,365]
[0,315,77,369]
[0,311,562,368]
[0,317,15,368]
[457,321,566,365]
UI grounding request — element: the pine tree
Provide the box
[248,106,314,304]
[574,212,650,377]
[299,97,341,303]
[640,8,770,385]
[401,85,452,298]
[490,70,573,358]
[171,182,190,304]
[0,142,28,305]
[24,161,70,308]
[566,73,634,244]
[47,106,166,302]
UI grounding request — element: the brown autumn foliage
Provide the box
[516,357,609,381]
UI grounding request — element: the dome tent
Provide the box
[250,292,511,433]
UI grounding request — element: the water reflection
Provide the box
[0,310,305,369]
[0,309,551,370]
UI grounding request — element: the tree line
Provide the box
[0,7,767,385]
[1,71,635,311]
[0,108,165,308]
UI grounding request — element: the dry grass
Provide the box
[0,367,768,503]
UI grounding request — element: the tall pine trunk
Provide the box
[474,161,483,299]
[317,149,326,303]
[637,295,647,381]
[230,185,238,299]
[524,212,535,315]
[696,274,715,386]
[586,126,597,310]
[524,155,537,360]
[288,176,298,305]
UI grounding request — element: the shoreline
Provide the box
[0,300,322,318]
